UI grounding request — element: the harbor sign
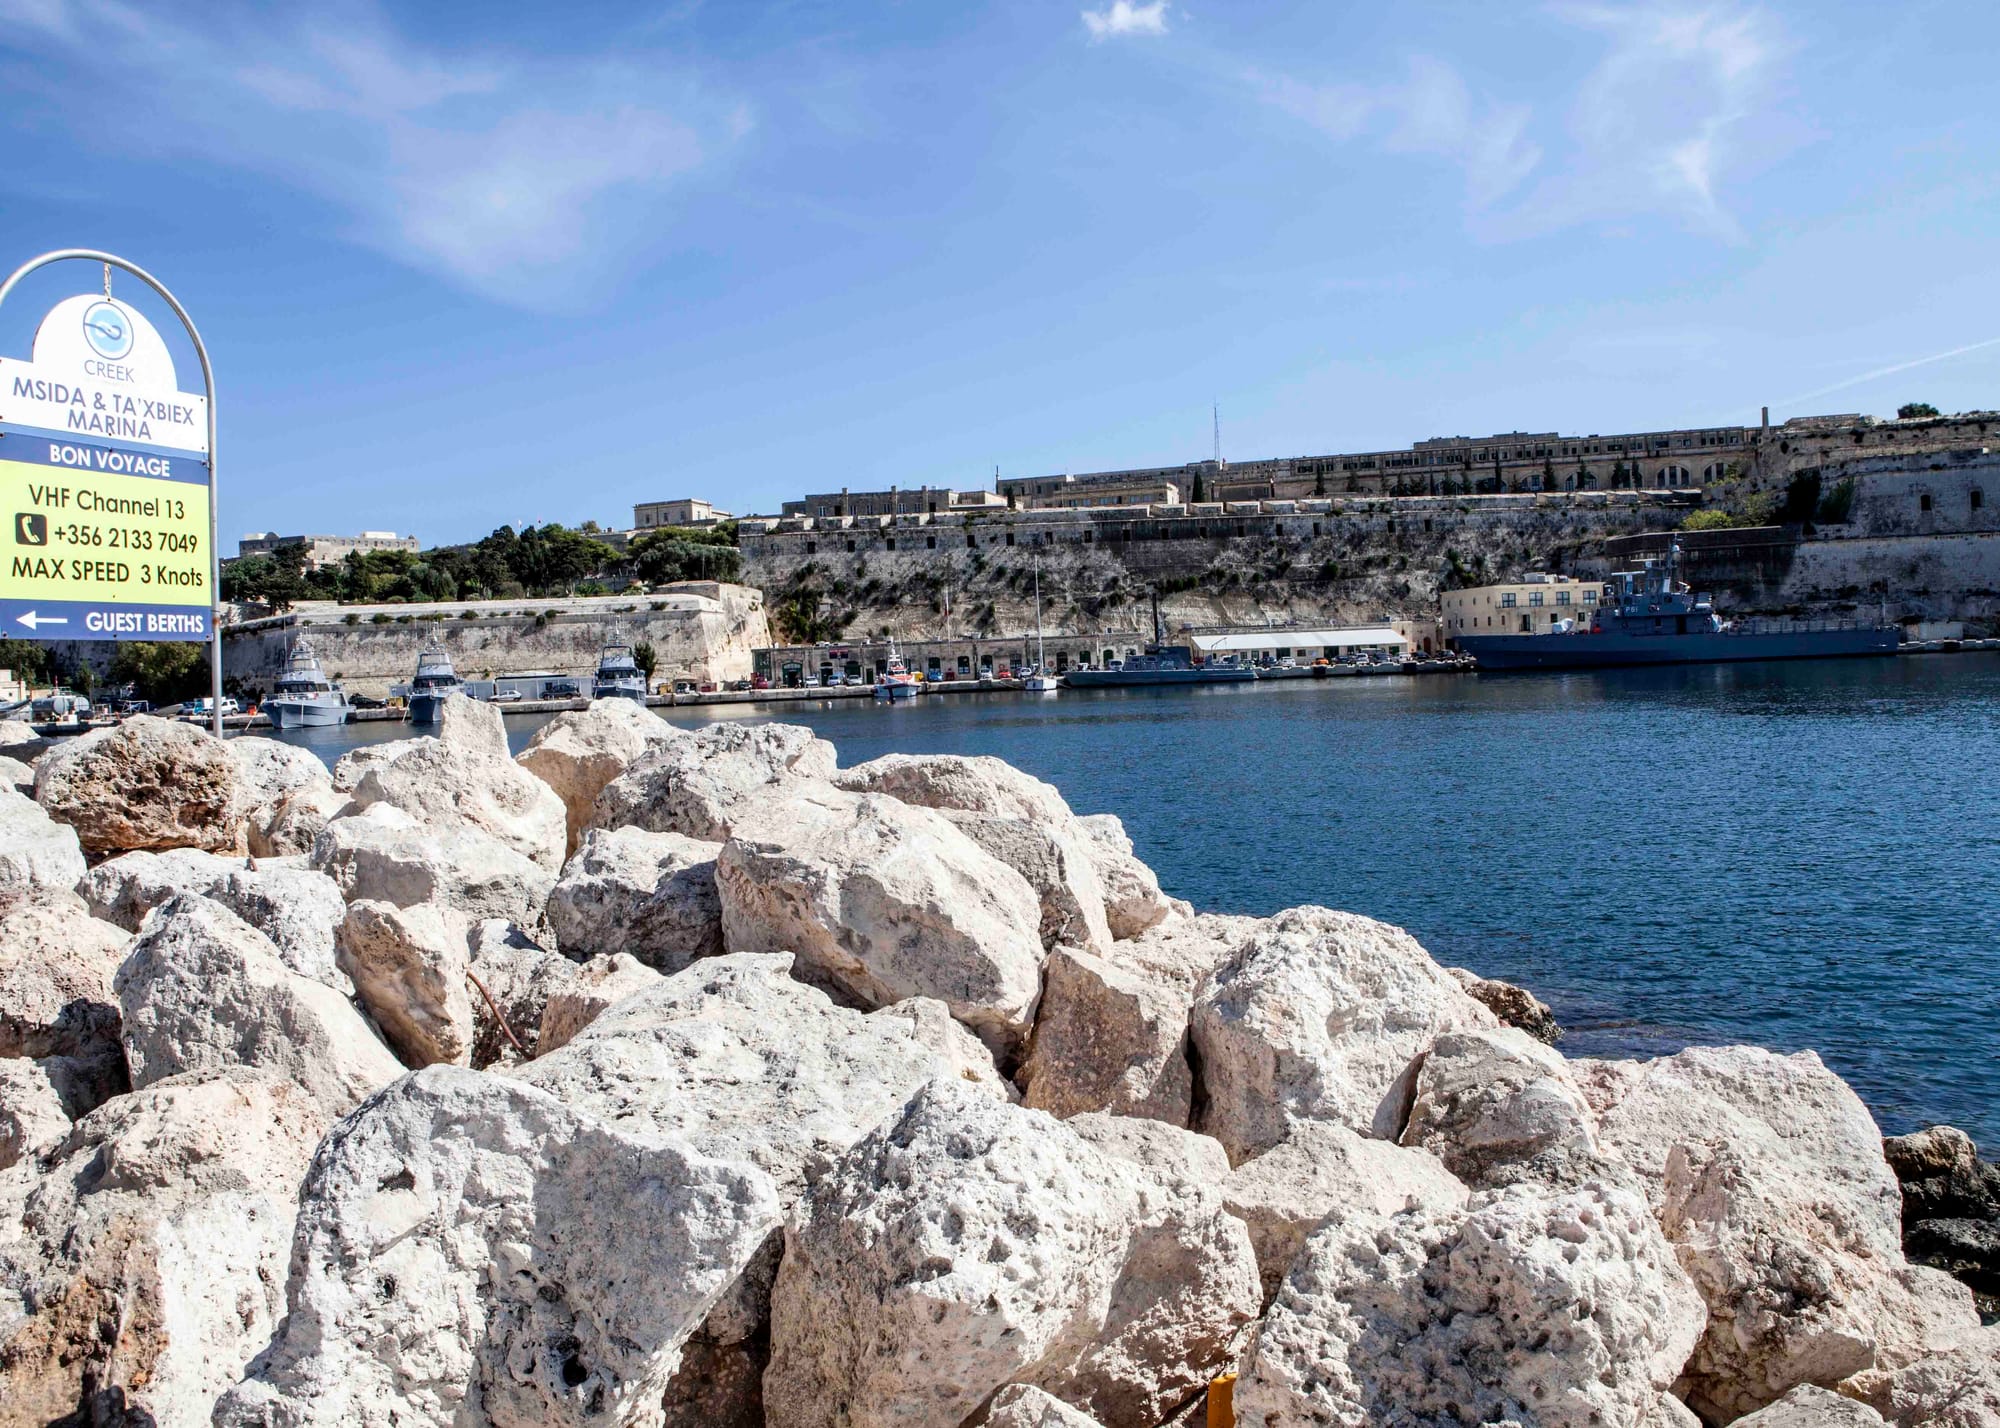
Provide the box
[0,290,213,640]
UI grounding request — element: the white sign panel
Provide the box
[0,295,208,456]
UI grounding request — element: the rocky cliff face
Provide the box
[0,699,1990,1428]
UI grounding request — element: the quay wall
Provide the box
[217,584,770,699]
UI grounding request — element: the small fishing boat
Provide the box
[407,641,463,726]
[1022,560,1059,693]
[874,639,921,700]
[593,642,648,702]
[264,640,350,729]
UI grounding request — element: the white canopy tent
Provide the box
[1188,627,1408,657]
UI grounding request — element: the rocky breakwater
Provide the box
[0,697,1992,1428]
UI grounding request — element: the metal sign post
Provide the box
[0,250,222,735]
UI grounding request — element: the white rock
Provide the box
[465,918,577,1067]
[229,735,336,855]
[1400,1025,1605,1189]
[214,1065,783,1428]
[518,698,683,856]
[0,721,54,759]
[0,892,129,1062]
[0,1057,78,1169]
[834,752,1078,824]
[1222,1119,1469,1305]
[250,783,350,858]
[948,810,1114,954]
[590,720,839,842]
[313,801,555,930]
[1736,1384,1886,1428]
[1066,1110,1232,1188]
[0,753,32,795]
[1110,911,1261,990]
[986,1384,1108,1428]
[1189,905,1497,1161]
[33,714,252,853]
[545,825,723,970]
[1073,813,1185,940]
[763,1080,1260,1428]
[715,791,1046,1056]
[0,787,83,908]
[335,899,475,1067]
[870,996,1017,1101]
[537,952,663,1055]
[116,893,404,1116]
[83,846,349,987]
[1865,1326,2000,1428]
[1019,944,1196,1124]
[349,695,568,871]
[1234,1180,1706,1428]
[1578,1046,1982,1419]
[330,738,411,792]
[0,1067,330,1427]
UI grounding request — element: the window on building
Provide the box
[1973,489,1985,512]
[1557,591,1571,605]
[885,538,895,550]
[1501,593,1517,607]
[925,536,936,549]
[1529,592,1544,606]
[1920,493,1934,513]
[1584,590,1598,603]
[804,540,816,554]
[1005,533,1015,546]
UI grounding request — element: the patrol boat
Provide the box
[592,642,648,702]
[406,641,463,726]
[1062,593,1258,688]
[1458,544,1900,671]
[264,639,351,728]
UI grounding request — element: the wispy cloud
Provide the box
[1246,4,1782,238]
[1780,336,2000,406]
[1083,2,1170,42]
[0,0,748,308]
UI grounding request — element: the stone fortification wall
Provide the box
[220,583,770,698]
[741,491,1687,640]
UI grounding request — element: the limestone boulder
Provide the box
[1736,1385,1886,1427]
[249,782,349,858]
[590,720,838,842]
[212,1065,782,1428]
[0,892,129,1063]
[1233,1180,1706,1428]
[465,918,578,1067]
[313,801,555,930]
[1111,911,1262,990]
[33,714,251,853]
[518,697,683,856]
[1189,905,1498,1161]
[545,825,724,970]
[0,752,32,795]
[0,787,85,906]
[336,899,475,1067]
[0,1067,330,1427]
[83,846,349,987]
[1222,1119,1469,1305]
[1019,944,1196,1124]
[1066,1110,1232,1189]
[1448,965,1564,1042]
[1400,1026,1606,1189]
[1862,1326,2000,1428]
[349,695,567,871]
[330,738,411,792]
[537,952,663,1054]
[715,791,1046,1056]
[0,721,54,760]
[833,752,1078,824]
[871,996,1017,1101]
[1578,1046,1983,1420]
[229,733,336,833]
[0,1057,84,1170]
[948,811,1114,954]
[763,1080,1260,1428]
[1074,813,1182,940]
[986,1384,1107,1428]
[116,892,403,1116]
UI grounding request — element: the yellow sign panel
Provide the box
[0,432,212,639]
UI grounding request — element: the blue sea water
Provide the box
[268,656,2000,1146]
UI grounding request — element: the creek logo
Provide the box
[81,301,132,361]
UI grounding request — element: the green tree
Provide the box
[0,637,52,688]
[1898,402,1940,420]
[633,641,657,683]
[108,642,210,704]
[1190,474,1206,503]
[629,531,742,585]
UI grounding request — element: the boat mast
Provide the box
[1033,559,1046,671]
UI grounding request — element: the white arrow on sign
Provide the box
[15,611,67,630]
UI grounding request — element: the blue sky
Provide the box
[1,0,1997,546]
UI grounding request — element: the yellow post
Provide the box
[1208,1372,1236,1427]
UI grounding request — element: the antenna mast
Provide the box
[1212,402,1220,466]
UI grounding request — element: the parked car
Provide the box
[186,696,240,717]
[348,694,387,710]
[698,682,717,693]
[672,680,697,695]
[489,689,524,704]
[750,674,770,690]
[729,678,752,692]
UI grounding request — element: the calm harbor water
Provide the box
[262,656,2000,1146]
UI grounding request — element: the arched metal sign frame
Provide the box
[0,250,223,735]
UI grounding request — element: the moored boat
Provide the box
[1458,543,1901,671]
[592,643,648,702]
[1063,593,1258,688]
[264,639,351,728]
[874,639,922,700]
[407,641,463,725]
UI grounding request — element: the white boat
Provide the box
[874,639,922,700]
[1022,560,1060,693]
[593,642,648,702]
[264,639,350,728]
[407,641,462,726]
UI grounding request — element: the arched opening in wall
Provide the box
[1702,463,1725,482]
[1101,648,1115,665]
